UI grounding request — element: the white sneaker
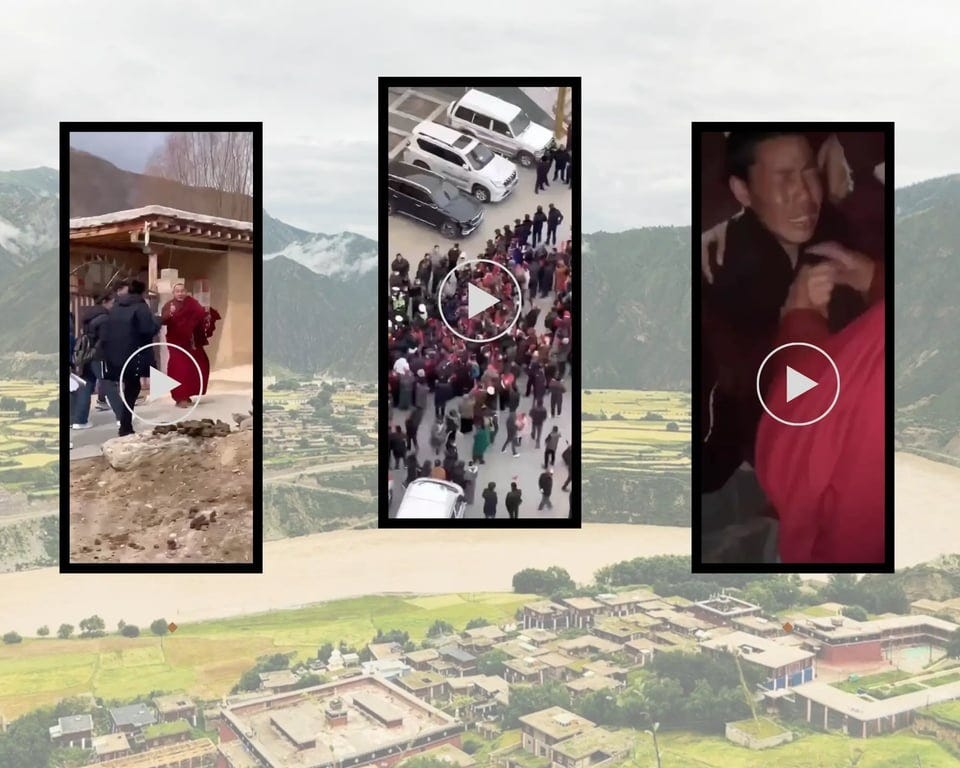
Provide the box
[69,442,74,449]
[72,423,92,430]
[117,421,121,427]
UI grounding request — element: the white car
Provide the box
[448,88,556,169]
[406,121,518,203]
[394,478,466,520]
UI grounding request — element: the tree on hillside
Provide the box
[843,605,870,622]
[120,625,140,638]
[427,620,456,638]
[57,624,74,639]
[373,628,410,645]
[36,626,50,637]
[145,131,253,220]
[78,616,106,638]
[465,617,490,630]
[0,697,95,768]
[317,643,334,663]
[150,619,169,636]
[512,566,575,596]
[2,631,22,644]
[505,683,571,727]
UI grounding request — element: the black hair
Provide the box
[129,279,147,295]
[724,131,806,182]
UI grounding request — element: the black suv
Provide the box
[387,161,484,238]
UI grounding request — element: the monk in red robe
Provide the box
[755,244,885,564]
[161,283,214,407]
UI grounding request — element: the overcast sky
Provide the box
[2,1,958,238]
[70,132,169,173]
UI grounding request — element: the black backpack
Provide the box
[73,332,96,371]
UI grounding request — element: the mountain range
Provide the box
[2,156,960,453]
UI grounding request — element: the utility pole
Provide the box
[554,87,568,143]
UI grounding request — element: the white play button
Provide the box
[148,366,182,401]
[785,366,818,403]
[467,282,500,319]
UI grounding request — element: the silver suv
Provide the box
[447,88,556,168]
[406,121,518,203]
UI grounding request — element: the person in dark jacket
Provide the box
[98,280,161,436]
[538,468,554,510]
[72,294,112,428]
[530,399,548,449]
[505,482,522,519]
[482,482,498,519]
[434,377,453,419]
[404,451,419,486]
[405,407,422,451]
[552,145,570,181]
[501,411,520,456]
[389,426,407,469]
[535,155,550,193]
[548,376,566,417]
[546,204,563,246]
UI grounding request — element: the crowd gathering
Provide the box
[387,207,575,519]
[69,278,220,439]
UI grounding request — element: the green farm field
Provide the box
[582,389,690,475]
[0,591,531,719]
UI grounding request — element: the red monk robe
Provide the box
[161,289,212,405]
[755,283,885,565]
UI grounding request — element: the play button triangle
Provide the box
[786,366,818,403]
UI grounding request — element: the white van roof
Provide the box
[413,120,474,148]
[395,479,464,519]
[456,89,522,122]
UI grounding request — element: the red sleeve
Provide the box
[868,260,884,305]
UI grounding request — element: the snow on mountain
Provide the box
[265,231,377,277]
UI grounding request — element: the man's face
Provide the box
[732,135,823,246]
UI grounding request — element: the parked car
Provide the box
[447,88,556,168]
[387,161,484,239]
[405,120,518,203]
[394,478,466,520]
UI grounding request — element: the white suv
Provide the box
[447,88,556,169]
[405,121,518,203]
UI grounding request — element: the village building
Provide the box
[549,727,635,768]
[580,660,629,683]
[153,693,199,726]
[259,670,302,693]
[594,591,657,617]
[368,642,405,661]
[519,628,559,646]
[522,602,571,631]
[644,609,714,637]
[49,714,94,749]
[495,639,551,660]
[700,631,816,689]
[396,671,450,701]
[143,719,193,749]
[565,676,623,698]
[110,703,158,734]
[555,635,624,658]
[518,707,596,762]
[790,615,958,666]
[689,593,763,627]
[97,738,218,767]
[504,657,550,686]
[404,743,477,768]
[464,625,507,643]
[561,597,607,629]
[439,646,478,676]
[732,614,785,637]
[69,206,254,376]
[405,648,441,670]
[219,676,463,768]
[622,639,663,666]
[93,732,133,761]
[362,658,412,680]
[592,617,653,645]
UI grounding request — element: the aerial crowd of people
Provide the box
[387,206,575,519]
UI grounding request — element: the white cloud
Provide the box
[1,0,958,233]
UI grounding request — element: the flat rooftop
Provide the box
[701,631,814,670]
[519,707,595,741]
[550,727,633,760]
[795,614,959,642]
[693,594,761,616]
[223,676,459,768]
[96,738,217,767]
[797,679,960,720]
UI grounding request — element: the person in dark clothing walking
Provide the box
[538,467,554,510]
[546,204,563,245]
[404,451,419,486]
[532,206,547,247]
[561,443,573,491]
[392,253,410,281]
[405,408,422,451]
[552,145,570,181]
[530,399,548,448]
[98,280,161,437]
[549,376,566,417]
[434,377,453,418]
[482,482,498,519]
[543,426,561,468]
[535,155,550,193]
[505,482,523,519]
[501,411,520,456]
[389,426,407,469]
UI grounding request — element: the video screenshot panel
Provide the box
[63,124,262,570]
[695,126,892,569]
[380,80,580,525]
